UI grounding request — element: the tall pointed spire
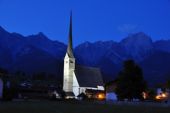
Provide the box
[67,11,74,58]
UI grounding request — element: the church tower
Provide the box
[63,12,75,98]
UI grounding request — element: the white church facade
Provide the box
[63,13,104,98]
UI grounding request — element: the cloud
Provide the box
[118,24,137,33]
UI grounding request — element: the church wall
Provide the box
[73,73,80,96]
[79,87,104,91]
[74,86,105,97]
[72,84,105,97]
[63,53,75,93]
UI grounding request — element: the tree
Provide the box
[33,72,47,80]
[115,60,147,101]
[14,71,28,82]
[165,80,170,89]
[165,73,170,89]
[0,67,8,77]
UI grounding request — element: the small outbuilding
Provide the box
[106,93,117,101]
[105,80,118,101]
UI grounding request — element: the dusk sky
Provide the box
[0,0,170,45]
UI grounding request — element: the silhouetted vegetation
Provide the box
[0,67,14,100]
[165,73,170,89]
[115,60,147,101]
[0,67,8,77]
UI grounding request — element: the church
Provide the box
[63,13,105,99]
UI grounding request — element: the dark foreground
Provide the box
[0,100,170,113]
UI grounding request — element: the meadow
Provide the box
[0,100,170,113]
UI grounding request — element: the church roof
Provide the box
[75,65,104,88]
[67,12,74,58]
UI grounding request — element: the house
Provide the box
[63,13,105,99]
[0,78,3,99]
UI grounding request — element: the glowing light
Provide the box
[97,93,105,100]
[156,95,161,100]
[161,93,166,98]
[155,93,168,100]
[142,92,147,99]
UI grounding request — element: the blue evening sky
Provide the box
[0,0,170,45]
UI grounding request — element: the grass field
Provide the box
[0,100,170,113]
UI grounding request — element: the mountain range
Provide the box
[0,26,170,86]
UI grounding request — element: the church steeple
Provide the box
[67,11,74,58]
[63,12,75,97]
